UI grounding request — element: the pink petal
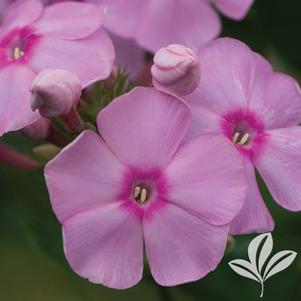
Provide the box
[1,0,43,33]
[45,130,125,223]
[34,2,104,40]
[144,203,228,286]
[97,87,191,169]
[255,127,301,211]
[0,64,40,136]
[184,105,223,144]
[28,28,115,87]
[109,31,145,80]
[230,158,274,235]
[248,56,301,130]
[63,202,144,289]
[0,0,9,18]
[103,0,146,39]
[185,38,254,115]
[165,134,247,225]
[135,0,220,52]
[213,0,254,20]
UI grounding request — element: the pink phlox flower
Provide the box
[184,38,301,235]
[45,87,247,288]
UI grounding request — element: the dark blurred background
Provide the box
[1,0,301,300]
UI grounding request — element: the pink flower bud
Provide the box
[22,117,51,140]
[0,143,39,171]
[31,69,82,118]
[151,44,201,96]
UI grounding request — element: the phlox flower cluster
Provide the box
[1,0,300,291]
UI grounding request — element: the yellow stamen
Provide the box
[140,188,148,204]
[239,133,250,146]
[134,186,141,198]
[13,47,24,60]
[232,132,240,144]
[133,185,149,204]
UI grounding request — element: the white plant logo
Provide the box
[228,233,297,298]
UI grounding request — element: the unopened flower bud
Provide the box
[151,44,201,96]
[22,117,51,139]
[0,143,39,171]
[31,69,82,118]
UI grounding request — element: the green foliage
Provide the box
[79,69,132,126]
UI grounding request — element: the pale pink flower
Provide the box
[151,44,201,96]
[0,0,114,136]
[45,87,246,288]
[19,0,255,53]
[101,0,254,52]
[183,38,301,234]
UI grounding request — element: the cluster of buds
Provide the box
[5,43,201,170]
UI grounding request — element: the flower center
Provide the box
[0,27,39,65]
[221,110,267,159]
[119,168,168,220]
[230,118,255,147]
[222,111,264,147]
[133,185,150,204]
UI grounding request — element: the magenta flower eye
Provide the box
[0,28,37,63]
[221,110,267,159]
[117,167,169,220]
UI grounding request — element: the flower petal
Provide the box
[103,0,146,39]
[109,32,145,80]
[185,38,254,115]
[213,0,254,20]
[165,134,247,225]
[183,105,224,144]
[1,0,43,33]
[45,130,125,223]
[248,56,301,130]
[97,87,191,169]
[255,127,301,211]
[28,28,114,87]
[63,202,144,289]
[230,158,274,235]
[135,0,220,52]
[144,203,228,286]
[0,64,40,136]
[34,2,104,40]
